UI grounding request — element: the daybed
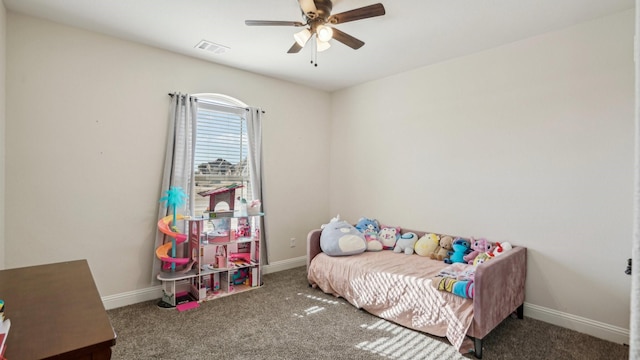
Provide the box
[306,227,527,359]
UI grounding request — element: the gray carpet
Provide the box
[107,266,628,360]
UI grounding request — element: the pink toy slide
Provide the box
[156,215,190,268]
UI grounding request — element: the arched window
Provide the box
[192,93,251,217]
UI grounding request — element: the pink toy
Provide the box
[230,252,251,262]
[378,225,401,250]
[156,215,191,268]
[464,237,493,265]
[236,218,251,238]
[176,301,199,312]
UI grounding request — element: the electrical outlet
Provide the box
[290,238,296,248]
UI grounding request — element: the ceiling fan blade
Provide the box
[287,42,304,53]
[331,28,365,49]
[245,20,305,27]
[328,3,386,24]
[298,0,318,17]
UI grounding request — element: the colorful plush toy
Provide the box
[393,232,419,255]
[473,252,492,266]
[320,218,367,257]
[434,277,475,299]
[431,235,454,261]
[355,217,383,251]
[378,225,401,250]
[490,242,513,257]
[414,233,440,257]
[444,238,471,264]
[464,237,493,265]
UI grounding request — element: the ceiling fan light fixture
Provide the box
[294,28,312,46]
[316,39,331,52]
[316,25,333,42]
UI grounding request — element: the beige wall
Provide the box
[0,1,6,270]
[5,13,330,295]
[330,10,634,332]
[3,5,635,343]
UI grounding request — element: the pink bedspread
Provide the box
[307,251,474,350]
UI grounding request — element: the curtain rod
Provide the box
[168,93,265,114]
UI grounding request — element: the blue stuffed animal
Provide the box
[444,238,471,264]
[355,217,383,251]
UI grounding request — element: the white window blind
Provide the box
[193,101,251,217]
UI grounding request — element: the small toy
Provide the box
[490,242,513,257]
[393,232,419,255]
[464,237,493,265]
[232,268,249,285]
[431,235,454,261]
[414,233,440,257]
[248,199,262,215]
[444,238,471,264]
[355,217,383,251]
[434,277,475,299]
[235,217,251,238]
[473,252,492,266]
[378,225,401,250]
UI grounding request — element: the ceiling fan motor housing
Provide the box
[304,0,333,22]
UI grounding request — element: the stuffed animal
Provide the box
[431,235,454,261]
[414,233,440,257]
[444,238,471,264]
[393,232,419,255]
[435,277,475,299]
[473,252,492,266]
[320,214,341,229]
[378,225,401,250]
[355,217,383,251]
[320,218,367,256]
[490,242,513,257]
[464,237,493,265]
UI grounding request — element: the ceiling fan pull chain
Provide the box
[312,35,318,67]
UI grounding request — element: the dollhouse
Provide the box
[156,184,263,308]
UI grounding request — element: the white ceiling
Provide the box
[3,0,635,92]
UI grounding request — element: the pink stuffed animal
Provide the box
[464,237,493,265]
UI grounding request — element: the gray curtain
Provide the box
[151,93,197,283]
[246,107,267,264]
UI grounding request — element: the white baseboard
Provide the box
[102,285,163,310]
[262,256,306,274]
[102,256,307,310]
[524,302,630,345]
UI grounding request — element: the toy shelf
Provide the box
[196,260,258,275]
[205,237,257,245]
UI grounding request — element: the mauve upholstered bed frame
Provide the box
[306,227,527,359]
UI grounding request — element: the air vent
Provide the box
[194,40,230,54]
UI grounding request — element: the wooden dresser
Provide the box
[0,260,116,359]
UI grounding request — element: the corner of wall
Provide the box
[0,1,6,270]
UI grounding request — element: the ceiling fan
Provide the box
[245,0,386,54]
